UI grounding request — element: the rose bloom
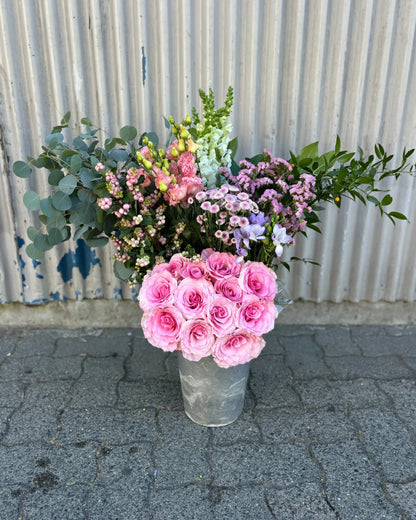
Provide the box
[181,260,207,280]
[206,252,241,281]
[214,277,244,303]
[177,151,197,177]
[175,278,215,318]
[167,254,189,278]
[141,306,184,352]
[212,329,265,368]
[139,270,178,311]
[207,295,237,337]
[238,295,277,335]
[180,319,215,361]
[239,261,277,301]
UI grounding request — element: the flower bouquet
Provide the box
[14,87,414,425]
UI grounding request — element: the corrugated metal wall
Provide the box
[0,0,415,305]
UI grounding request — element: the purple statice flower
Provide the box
[234,224,266,250]
[272,224,292,257]
[249,211,268,226]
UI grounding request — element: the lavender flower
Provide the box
[234,224,266,250]
[249,212,268,226]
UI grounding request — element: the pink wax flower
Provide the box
[206,252,241,280]
[212,329,265,368]
[141,306,184,352]
[175,278,215,318]
[181,260,207,280]
[214,277,244,303]
[180,319,215,361]
[238,295,277,335]
[139,271,178,311]
[207,295,237,337]
[168,254,189,278]
[239,261,277,301]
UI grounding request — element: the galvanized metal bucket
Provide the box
[178,353,250,427]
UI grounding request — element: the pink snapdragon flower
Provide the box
[180,319,215,361]
[212,329,265,368]
[142,306,184,352]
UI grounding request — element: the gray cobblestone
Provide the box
[209,443,319,487]
[294,379,390,409]
[350,408,416,481]
[59,408,158,444]
[0,487,21,520]
[378,380,416,430]
[312,439,403,519]
[0,325,414,519]
[155,411,211,486]
[212,485,274,519]
[280,335,332,379]
[266,481,338,519]
[356,333,416,357]
[256,407,356,443]
[386,481,416,520]
[149,485,212,520]
[326,355,412,379]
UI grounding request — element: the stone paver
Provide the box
[0,325,414,519]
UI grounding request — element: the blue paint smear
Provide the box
[141,46,146,86]
[57,240,101,283]
[32,260,41,268]
[26,298,49,305]
[17,236,25,249]
[18,255,26,285]
[49,291,68,301]
[113,288,123,301]
[35,273,44,279]
[131,287,139,301]
[93,288,103,299]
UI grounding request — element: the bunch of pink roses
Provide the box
[139,251,279,368]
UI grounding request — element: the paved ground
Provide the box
[0,324,415,519]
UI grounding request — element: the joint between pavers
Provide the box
[308,443,341,518]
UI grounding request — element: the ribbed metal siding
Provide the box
[0,0,415,304]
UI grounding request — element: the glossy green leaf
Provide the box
[34,233,53,252]
[13,161,31,178]
[388,211,407,220]
[113,260,135,281]
[47,228,64,245]
[70,154,83,172]
[23,191,41,211]
[297,142,319,161]
[81,117,93,126]
[48,170,64,185]
[59,174,78,194]
[84,236,109,247]
[60,112,71,125]
[381,194,393,206]
[26,243,44,260]
[51,191,72,211]
[40,197,62,218]
[120,126,138,141]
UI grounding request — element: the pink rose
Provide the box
[168,254,189,278]
[238,262,277,301]
[238,295,277,335]
[181,260,207,280]
[139,271,178,311]
[206,252,241,281]
[214,277,244,303]
[201,248,215,261]
[180,319,215,361]
[175,278,215,318]
[212,329,265,368]
[141,306,184,352]
[207,295,237,337]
